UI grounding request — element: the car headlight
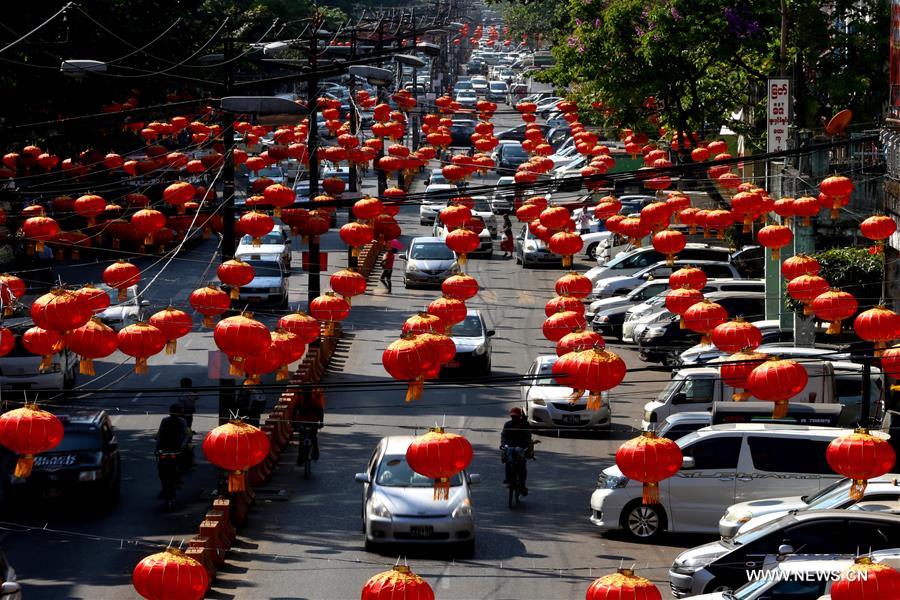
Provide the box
[452,499,473,519]
[596,315,609,323]
[79,469,102,482]
[723,510,753,525]
[645,326,667,338]
[369,498,392,519]
[269,287,283,294]
[530,397,545,406]
[671,560,707,575]
[473,344,487,356]
[598,473,628,489]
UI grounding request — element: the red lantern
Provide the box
[202,420,270,492]
[545,295,586,317]
[339,221,374,257]
[278,310,321,344]
[118,322,166,374]
[720,350,768,400]
[148,307,193,354]
[548,231,583,267]
[830,556,900,600]
[22,216,60,252]
[64,317,118,376]
[0,404,64,478]
[792,196,820,227]
[860,215,897,252]
[444,228,479,265]
[217,259,255,300]
[238,211,275,245]
[103,260,140,301]
[756,225,793,261]
[826,428,896,500]
[353,197,384,221]
[442,274,478,300]
[189,285,230,327]
[270,328,305,381]
[746,358,809,417]
[586,567,662,600]
[711,318,762,354]
[214,314,270,375]
[781,254,819,280]
[132,547,209,600]
[0,327,13,357]
[31,288,91,332]
[427,297,467,333]
[682,300,729,344]
[539,206,570,230]
[615,432,682,505]
[786,275,830,315]
[811,290,858,335]
[618,216,650,245]
[543,310,588,342]
[555,272,592,299]
[665,288,705,328]
[556,329,604,356]
[551,347,626,409]
[402,312,444,336]
[383,334,433,401]
[651,230,685,266]
[73,194,106,225]
[21,326,61,371]
[361,565,434,600]
[163,181,195,212]
[854,306,900,355]
[819,175,853,220]
[406,427,473,500]
[131,209,167,245]
[309,292,350,337]
[330,268,367,304]
[669,268,706,292]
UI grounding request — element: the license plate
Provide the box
[410,526,433,538]
[562,414,581,425]
[447,360,460,368]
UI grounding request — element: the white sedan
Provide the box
[235,230,291,269]
[521,355,610,429]
[355,436,479,555]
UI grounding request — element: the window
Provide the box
[719,298,765,321]
[680,248,731,261]
[842,520,900,551]
[747,437,835,474]
[454,315,484,337]
[704,265,736,278]
[682,436,742,470]
[675,378,714,404]
[648,265,674,278]
[661,424,703,441]
[410,243,453,260]
[720,283,765,292]
[376,455,462,488]
[632,283,668,301]
[780,521,848,554]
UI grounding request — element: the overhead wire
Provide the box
[0,3,72,56]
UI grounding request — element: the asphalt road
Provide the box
[0,108,705,599]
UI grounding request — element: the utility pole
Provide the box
[221,32,236,261]
[347,27,359,269]
[376,19,387,196]
[307,17,322,306]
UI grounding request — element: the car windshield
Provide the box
[472,198,491,212]
[454,82,473,91]
[96,284,137,305]
[458,91,476,98]
[531,359,558,386]
[454,315,484,337]
[410,243,453,260]
[504,145,528,158]
[803,478,854,508]
[242,260,282,277]
[657,376,684,401]
[490,83,507,91]
[376,455,463,487]
[241,233,283,246]
[49,430,102,452]
[727,514,790,547]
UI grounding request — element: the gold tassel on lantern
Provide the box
[666,254,675,267]
[351,247,360,257]
[274,207,282,218]
[771,247,781,261]
[732,390,751,401]
[688,224,697,234]
[80,357,95,376]
[144,234,153,245]
[203,227,211,239]
[826,320,842,335]
[228,470,246,492]
[875,341,887,358]
[716,229,725,239]
[252,236,262,247]
[830,202,840,220]
[586,392,603,411]
[165,339,177,355]
[567,388,586,404]
[229,287,239,300]
[802,216,812,227]
[742,217,752,234]
[679,317,686,329]
[849,479,867,500]
[702,228,710,239]
[772,399,788,418]
[14,456,35,479]
[72,249,80,260]
[344,296,352,307]
[202,315,214,328]
[701,333,711,345]
[642,481,659,505]
[323,321,335,337]
[458,254,467,267]
[39,354,52,372]
[562,255,572,268]
[433,477,450,501]
[135,357,148,375]
[405,376,425,402]
[276,365,289,381]
[229,359,245,376]
[802,303,814,316]
[243,374,260,386]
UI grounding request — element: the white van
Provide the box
[642,360,882,430]
[589,424,851,540]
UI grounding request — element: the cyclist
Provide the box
[500,407,532,495]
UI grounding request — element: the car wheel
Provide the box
[364,538,380,553]
[620,500,666,541]
[481,354,491,376]
[664,349,683,367]
[586,243,599,259]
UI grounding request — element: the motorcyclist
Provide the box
[500,407,532,495]
[156,404,190,504]
[294,395,324,463]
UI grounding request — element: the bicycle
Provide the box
[296,426,317,480]
[502,441,538,508]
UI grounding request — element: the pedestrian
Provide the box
[578,205,591,235]
[178,377,198,430]
[500,229,514,258]
[380,247,397,294]
[502,214,513,237]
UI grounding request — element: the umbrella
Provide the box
[390,239,404,251]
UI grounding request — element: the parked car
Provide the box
[402,237,460,288]
[0,323,79,392]
[683,550,900,600]
[591,260,743,299]
[434,217,493,257]
[590,424,852,541]
[419,184,459,225]
[490,176,516,214]
[355,436,480,554]
[470,76,488,94]
[449,120,477,148]
[486,80,508,102]
[445,310,494,374]
[680,341,851,369]
[514,224,559,268]
[225,255,289,308]
[656,412,715,441]
[426,168,449,187]
[719,475,900,541]
[3,409,121,504]
[453,80,475,94]
[495,123,550,143]
[669,510,900,597]
[469,196,498,238]
[521,355,611,429]
[637,291,766,365]
[495,141,530,174]
[94,284,145,331]
[586,243,735,283]
[235,230,292,269]
[589,279,672,338]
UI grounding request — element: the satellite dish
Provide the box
[825,109,853,135]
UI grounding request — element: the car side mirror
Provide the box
[681,456,696,469]
[672,392,688,405]
[354,472,370,483]
[468,473,482,485]
[777,543,794,556]
[1,582,22,597]
[398,253,407,260]
[487,330,496,337]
